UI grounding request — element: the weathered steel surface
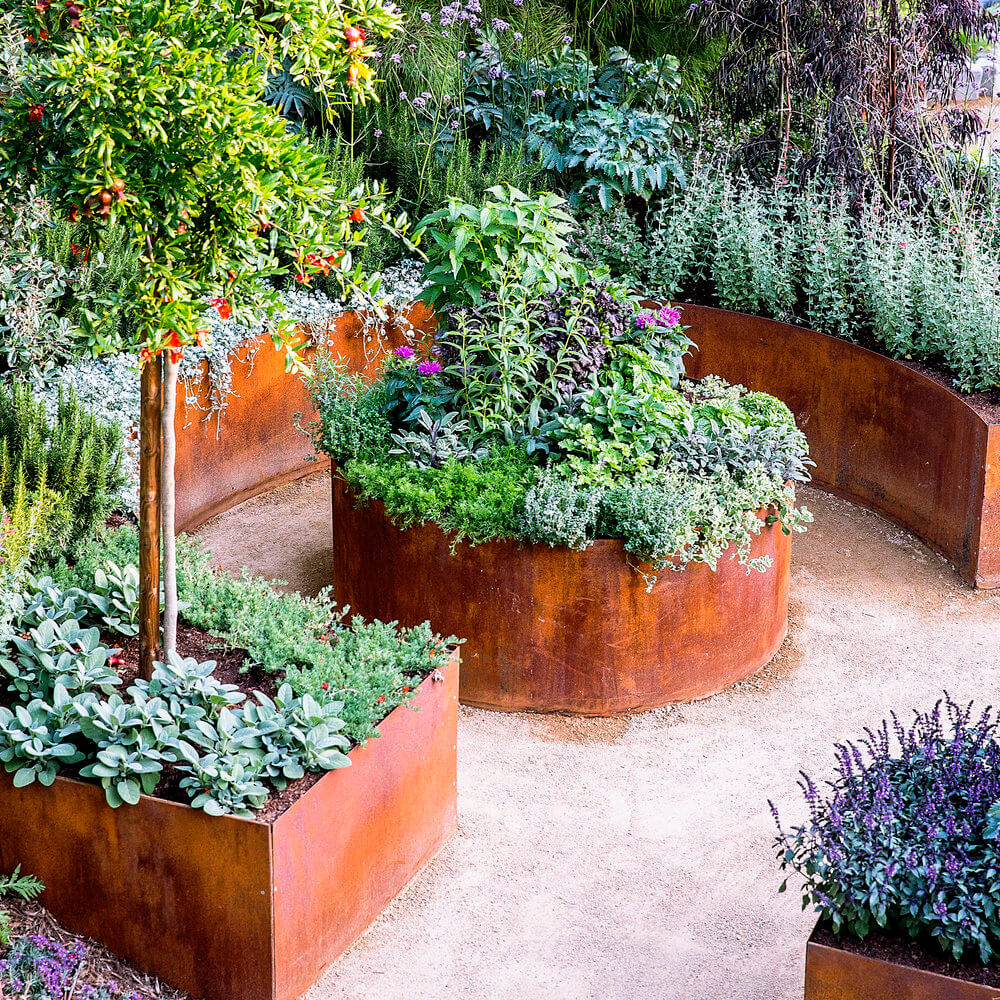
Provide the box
[0,657,458,1000]
[175,303,433,533]
[678,303,1000,589]
[272,652,459,1000]
[0,771,275,1000]
[332,478,790,715]
[805,937,1000,1000]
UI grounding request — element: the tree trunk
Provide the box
[138,355,162,680]
[161,355,180,657]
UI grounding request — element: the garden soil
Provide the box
[197,473,1000,1000]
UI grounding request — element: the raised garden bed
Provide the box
[331,479,790,715]
[678,303,1000,589]
[805,921,1000,1000]
[0,651,459,1000]
[175,302,433,533]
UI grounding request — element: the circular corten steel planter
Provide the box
[332,478,791,715]
[675,303,1000,589]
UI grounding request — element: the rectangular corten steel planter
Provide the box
[806,924,1000,1000]
[0,655,458,1000]
[678,303,1000,588]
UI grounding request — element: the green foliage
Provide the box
[0,865,44,946]
[417,185,586,309]
[241,684,351,789]
[525,54,694,207]
[0,0,405,357]
[0,383,124,552]
[300,354,391,466]
[3,618,121,702]
[0,700,85,788]
[342,448,538,545]
[637,169,1000,392]
[523,467,601,550]
[175,537,450,744]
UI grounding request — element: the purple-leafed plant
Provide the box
[771,696,1000,963]
[0,933,142,999]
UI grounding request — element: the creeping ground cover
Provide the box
[307,185,813,583]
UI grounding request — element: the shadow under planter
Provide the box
[331,478,790,716]
[678,303,1000,589]
[805,921,1000,1000]
[0,656,459,1000]
[175,303,433,534]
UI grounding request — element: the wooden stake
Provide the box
[161,355,179,657]
[139,353,162,680]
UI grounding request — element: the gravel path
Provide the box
[196,474,1000,1000]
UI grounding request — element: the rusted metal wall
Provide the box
[272,653,459,1000]
[805,938,998,999]
[0,659,458,1000]
[678,303,1000,589]
[174,303,434,533]
[0,772,275,1000]
[332,478,790,715]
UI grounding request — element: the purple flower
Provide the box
[531,88,545,98]
[374,128,383,137]
[420,10,431,21]
[394,345,415,359]
[658,306,682,327]
[390,52,402,64]
[562,34,572,43]
[417,359,443,376]
[457,49,467,59]
[491,17,509,30]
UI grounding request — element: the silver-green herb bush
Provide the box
[634,167,1000,392]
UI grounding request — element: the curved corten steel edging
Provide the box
[676,303,1000,589]
[332,478,790,716]
[805,923,998,1000]
[0,655,459,1000]
[174,302,434,534]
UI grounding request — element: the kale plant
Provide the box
[772,697,1000,963]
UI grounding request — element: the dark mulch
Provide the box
[1,898,191,999]
[902,359,1000,423]
[813,920,1000,988]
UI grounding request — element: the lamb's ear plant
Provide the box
[173,738,270,818]
[0,701,84,787]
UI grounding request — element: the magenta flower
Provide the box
[658,306,682,327]
[417,359,443,376]
[394,345,415,359]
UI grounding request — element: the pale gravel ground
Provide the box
[197,474,1000,1000]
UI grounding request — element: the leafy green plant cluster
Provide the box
[308,190,812,583]
[0,865,43,947]
[0,383,124,553]
[525,53,693,206]
[603,167,1000,392]
[0,573,367,817]
[42,528,454,746]
[418,185,586,310]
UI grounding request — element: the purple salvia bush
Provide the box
[771,696,1000,963]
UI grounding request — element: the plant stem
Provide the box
[161,354,180,656]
